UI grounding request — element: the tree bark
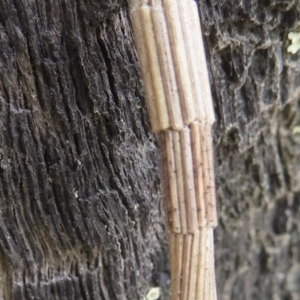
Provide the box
[0,0,299,299]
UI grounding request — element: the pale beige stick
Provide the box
[170,233,184,300]
[188,231,200,300]
[205,228,211,300]
[177,1,206,121]
[130,7,160,132]
[151,0,184,130]
[189,0,215,123]
[201,124,217,226]
[196,227,208,299]
[162,0,196,125]
[180,127,198,232]
[203,228,214,300]
[199,123,213,225]
[169,233,176,299]
[206,228,217,300]
[205,124,218,227]
[140,4,170,130]
[165,131,181,232]
[173,131,188,234]
[191,121,207,227]
[181,234,193,300]
[176,234,184,300]
[209,229,218,300]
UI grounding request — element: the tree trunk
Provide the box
[0,0,299,299]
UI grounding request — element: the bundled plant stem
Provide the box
[129,1,217,299]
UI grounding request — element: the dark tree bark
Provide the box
[0,0,299,299]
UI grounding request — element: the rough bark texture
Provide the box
[207,1,300,299]
[0,0,299,299]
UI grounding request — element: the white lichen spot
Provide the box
[287,32,300,54]
[292,126,300,134]
[74,191,78,198]
[145,287,160,300]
